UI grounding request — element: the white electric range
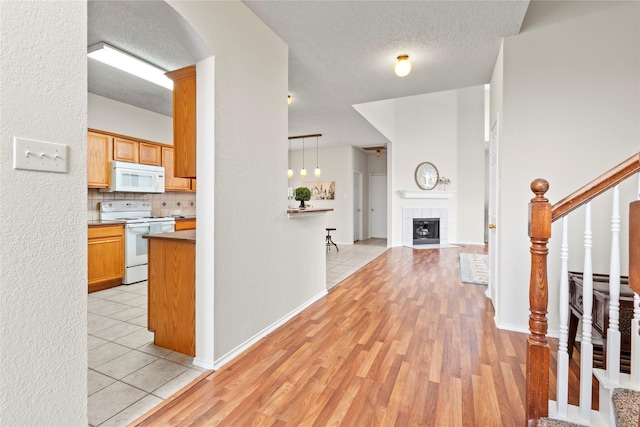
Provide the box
[100,200,175,285]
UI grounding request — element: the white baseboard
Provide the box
[495,321,560,339]
[193,357,215,370]
[212,289,328,370]
[451,241,486,246]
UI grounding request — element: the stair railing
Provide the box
[527,152,640,426]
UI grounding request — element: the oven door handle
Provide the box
[126,223,150,230]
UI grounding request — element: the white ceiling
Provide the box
[88,0,530,148]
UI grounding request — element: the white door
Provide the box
[370,174,387,238]
[353,171,363,242]
[488,117,499,309]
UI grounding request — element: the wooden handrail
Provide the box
[551,152,640,221]
[526,151,639,425]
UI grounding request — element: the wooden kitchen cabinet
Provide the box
[175,218,196,231]
[146,232,195,356]
[166,65,196,178]
[87,131,112,188]
[113,137,139,163]
[162,146,192,191]
[139,142,162,166]
[88,224,124,293]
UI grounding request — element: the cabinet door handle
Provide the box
[489,224,496,229]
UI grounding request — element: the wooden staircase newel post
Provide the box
[527,179,552,426]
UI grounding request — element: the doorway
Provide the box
[353,170,363,242]
[370,174,387,238]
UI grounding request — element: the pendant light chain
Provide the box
[287,138,293,178]
[300,137,307,178]
[314,135,321,177]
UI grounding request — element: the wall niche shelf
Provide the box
[400,190,454,199]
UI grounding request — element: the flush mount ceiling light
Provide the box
[88,42,173,90]
[394,54,411,77]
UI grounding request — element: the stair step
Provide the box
[612,388,640,427]
[538,418,586,427]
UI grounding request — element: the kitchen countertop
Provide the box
[143,229,195,242]
[88,220,125,226]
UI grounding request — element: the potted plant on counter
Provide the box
[295,187,311,209]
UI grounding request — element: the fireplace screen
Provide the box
[413,218,440,244]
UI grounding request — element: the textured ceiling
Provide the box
[88,0,530,147]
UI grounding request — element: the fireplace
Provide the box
[403,207,448,247]
[413,218,440,244]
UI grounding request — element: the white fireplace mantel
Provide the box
[400,190,454,199]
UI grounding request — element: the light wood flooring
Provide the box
[133,245,533,426]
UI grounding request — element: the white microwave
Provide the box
[100,161,165,193]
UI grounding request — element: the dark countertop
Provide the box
[143,229,196,242]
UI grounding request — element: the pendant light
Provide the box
[287,139,293,178]
[314,135,321,177]
[300,137,307,178]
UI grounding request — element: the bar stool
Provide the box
[325,228,338,252]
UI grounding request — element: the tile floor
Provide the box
[88,238,388,426]
[88,282,207,427]
[326,238,388,290]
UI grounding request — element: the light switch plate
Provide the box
[13,137,68,173]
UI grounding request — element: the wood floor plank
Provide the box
[132,245,555,427]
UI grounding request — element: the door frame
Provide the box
[353,170,363,242]
[369,173,388,239]
[487,115,500,318]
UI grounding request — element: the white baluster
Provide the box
[608,185,621,384]
[580,202,593,423]
[632,295,640,386]
[557,216,569,417]
[632,172,640,386]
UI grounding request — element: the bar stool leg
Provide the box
[325,228,338,252]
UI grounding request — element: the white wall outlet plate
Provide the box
[13,137,68,173]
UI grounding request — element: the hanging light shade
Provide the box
[287,139,293,178]
[314,135,321,177]
[300,137,307,178]
[394,54,411,77]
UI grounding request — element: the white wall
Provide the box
[0,2,87,425]
[456,86,486,245]
[368,151,388,175]
[355,87,485,247]
[88,93,173,145]
[168,1,327,364]
[493,0,640,332]
[391,90,459,246]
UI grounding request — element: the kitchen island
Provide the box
[144,230,195,356]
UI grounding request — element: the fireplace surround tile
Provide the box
[403,207,449,247]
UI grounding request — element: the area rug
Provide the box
[459,253,489,285]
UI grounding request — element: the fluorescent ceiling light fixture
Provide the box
[88,42,173,90]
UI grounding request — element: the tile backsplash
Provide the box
[88,188,196,221]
